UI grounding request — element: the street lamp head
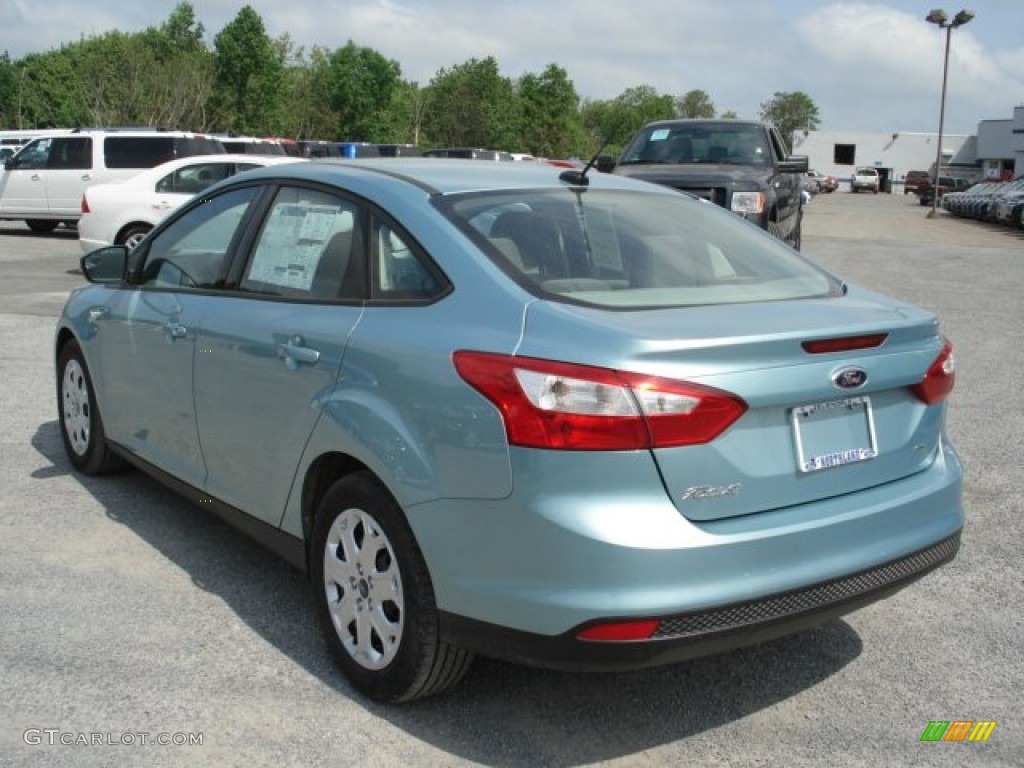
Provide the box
[952,10,974,27]
[925,9,948,25]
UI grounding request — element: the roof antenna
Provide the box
[559,143,607,187]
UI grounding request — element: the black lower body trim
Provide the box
[106,442,307,571]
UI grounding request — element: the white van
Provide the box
[0,129,224,233]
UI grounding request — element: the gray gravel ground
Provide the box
[0,193,1021,767]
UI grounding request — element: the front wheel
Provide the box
[311,472,473,702]
[57,341,126,475]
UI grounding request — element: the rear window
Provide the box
[442,188,839,309]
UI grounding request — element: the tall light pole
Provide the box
[925,8,974,218]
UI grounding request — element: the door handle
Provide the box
[80,173,93,181]
[277,336,321,370]
[164,322,188,342]
[31,173,41,181]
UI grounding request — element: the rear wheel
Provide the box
[26,219,58,234]
[117,224,152,250]
[311,471,473,702]
[57,341,126,475]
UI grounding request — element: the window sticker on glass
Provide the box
[650,129,670,141]
[248,203,342,292]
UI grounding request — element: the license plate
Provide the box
[791,396,878,473]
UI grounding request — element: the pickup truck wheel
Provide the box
[26,219,59,234]
[789,218,802,251]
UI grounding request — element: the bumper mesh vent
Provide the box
[653,532,960,640]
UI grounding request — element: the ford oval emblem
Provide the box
[832,366,868,390]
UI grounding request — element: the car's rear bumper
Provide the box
[439,530,960,671]
[408,437,963,651]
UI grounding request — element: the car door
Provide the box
[192,184,367,525]
[92,186,263,487]
[767,127,801,230]
[44,136,94,216]
[0,137,51,213]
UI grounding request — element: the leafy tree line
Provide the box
[0,3,819,158]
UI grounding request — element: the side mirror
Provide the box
[81,246,128,284]
[780,155,809,173]
[3,157,14,171]
[595,155,617,173]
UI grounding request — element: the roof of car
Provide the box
[230,157,680,197]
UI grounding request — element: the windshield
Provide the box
[440,188,839,309]
[620,123,772,166]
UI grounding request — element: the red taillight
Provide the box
[452,351,747,450]
[577,619,660,641]
[80,195,90,214]
[911,339,955,404]
[802,333,888,354]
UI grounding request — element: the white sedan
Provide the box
[78,154,304,253]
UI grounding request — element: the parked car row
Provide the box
[941,177,1024,228]
[917,176,973,207]
[0,127,561,237]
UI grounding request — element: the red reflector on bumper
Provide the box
[577,620,660,642]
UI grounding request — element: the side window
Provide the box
[373,221,444,300]
[140,186,258,290]
[155,163,233,195]
[10,138,51,170]
[105,137,175,169]
[47,138,92,170]
[241,186,365,300]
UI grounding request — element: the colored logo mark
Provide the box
[920,720,997,742]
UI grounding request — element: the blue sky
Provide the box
[2,0,1022,135]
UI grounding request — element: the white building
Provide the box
[790,105,1023,192]
[791,129,974,193]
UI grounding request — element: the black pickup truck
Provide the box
[598,119,808,248]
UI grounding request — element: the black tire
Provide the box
[311,471,473,702]
[789,216,802,251]
[117,224,152,250]
[26,219,59,234]
[57,340,126,475]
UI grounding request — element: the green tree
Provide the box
[326,42,402,141]
[421,57,520,149]
[720,109,738,119]
[0,52,19,126]
[209,5,285,134]
[281,46,337,139]
[759,91,820,149]
[675,89,715,118]
[517,64,583,158]
[580,85,675,155]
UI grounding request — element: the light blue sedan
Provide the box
[56,159,963,702]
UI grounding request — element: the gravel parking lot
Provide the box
[1,193,1020,768]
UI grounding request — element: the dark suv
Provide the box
[600,119,808,248]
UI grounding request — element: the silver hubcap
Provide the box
[323,507,404,669]
[124,230,148,250]
[62,359,91,456]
